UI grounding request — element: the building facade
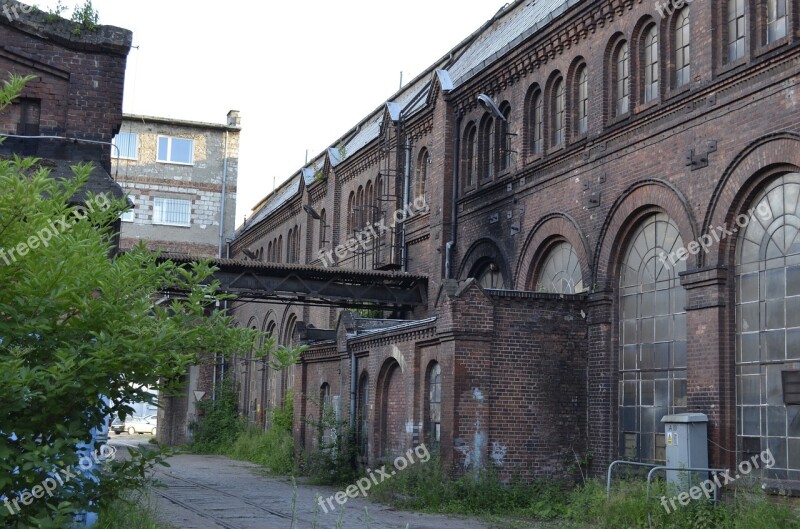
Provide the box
[230,0,800,488]
[110,112,241,445]
[0,0,131,207]
[114,112,241,257]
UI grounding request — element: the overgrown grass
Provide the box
[227,424,295,474]
[369,457,800,528]
[95,493,176,529]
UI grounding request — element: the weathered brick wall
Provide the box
[0,2,131,172]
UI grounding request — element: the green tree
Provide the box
[0,75,282,528]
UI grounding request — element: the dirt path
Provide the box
[147,453,492,529]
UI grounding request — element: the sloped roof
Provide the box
[240,0,582,236]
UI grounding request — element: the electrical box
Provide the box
[661,413,709,489]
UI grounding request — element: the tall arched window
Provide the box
[287,227,294,262]
[415,149,429,200]
[320,383,334,448]
[615,42,630,116]
[497,102,511,172]
[767,0,787,43]
[427,362,442,447]
[644,26,659,103]
[576,66,589,135]
[478,114,495,181]
[675,8,691,88]
[319,209,327,249]
[536,242,585,294]
[357,373,369,457]
[727,0,746,61]
[277,235,282,262]
[619,213,687,463]
[365,181,374,226]
[530,89,544,155]
[294,225,301,263]
[267,241,273,261]
[356,186,364,229]
[735,173,800,474]
[462,122,477,188]
[553,78,566,146]
[347,191,355,234]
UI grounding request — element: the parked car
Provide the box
[110,417,125,435]
[124,415,157,436]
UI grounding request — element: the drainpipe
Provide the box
[349,347,357,429]
[401,138,411,272]
[446,112,463,279]
[218,130,229,257]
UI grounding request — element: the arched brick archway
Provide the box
[704,133,800,268]
[375,358,405,459]
[458,237,512,289]
[515,212,592,290]
[594,179,698,288]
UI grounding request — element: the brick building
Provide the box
[230,0,800,488]
[0,0,131,207]
[114,112,241,256]
[110,112,241,444]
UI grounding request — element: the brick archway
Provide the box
[375,358,404,459]
[515,212,592,290]
[458,237,512,288]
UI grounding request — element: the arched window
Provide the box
[287,227,294,262]
[462,122,477,188]
[553,78,566,146]
[347,191,355,234]
[294,225,301,263]
[415,149,429,200]
[576,66,589,135]
[365,181,374,226]
[478,114,495,181]
[427,362,442,447]
[727,0,746,61]
[319,209,327,249]
[529,88,544,155]
[536,242,585,294]
[674,8,691,88]
[476,261,504,289]
[267,241,273,261]
[357,373,369,457]
[320,383,334,448]
[615,41,630,116]
[277,235,282,261]
[735,173,800,473]
[643,26,659,103]
[619,213,687,463]
[497,102,511,172]
[767,0,787,43]
[356,186,364,230]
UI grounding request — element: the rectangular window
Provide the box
[120,197,135,222]
[153,197,191,227]
[727,0,746,61]
[157,136,194,165]
[112,132,138,160]
[767,0,787,43]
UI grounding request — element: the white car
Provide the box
[124,415,157,435]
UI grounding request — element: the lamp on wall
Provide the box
[477,94,506,121]
[303,204,322,220]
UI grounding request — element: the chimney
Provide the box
[227,110,241,128]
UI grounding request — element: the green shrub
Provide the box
[190,378,244,453]
[227,425,295,475]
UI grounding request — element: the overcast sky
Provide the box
[34,0,499,225]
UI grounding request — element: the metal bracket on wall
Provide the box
[686,140,717,171]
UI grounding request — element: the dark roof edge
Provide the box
[0,0,132,56]
[122,114,241,132]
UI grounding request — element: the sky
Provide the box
[33,0,501,226]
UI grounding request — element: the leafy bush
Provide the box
[189,378,244,453]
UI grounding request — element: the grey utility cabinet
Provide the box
[661,413,709,489]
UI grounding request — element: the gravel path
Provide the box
[147,453,492,529]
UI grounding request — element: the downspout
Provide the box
[214,131,230,401]
[401,137,411,272]
[446,112,463,279]
[349,347,357,429]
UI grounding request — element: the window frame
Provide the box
[112,132,139,160]
[152,197,191,227]
[156,135,195,166]
[576,66,589,136]
[615,41,631,117]
[674,7,691,89]
[553,78,566,146]
[643,25,660,104]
